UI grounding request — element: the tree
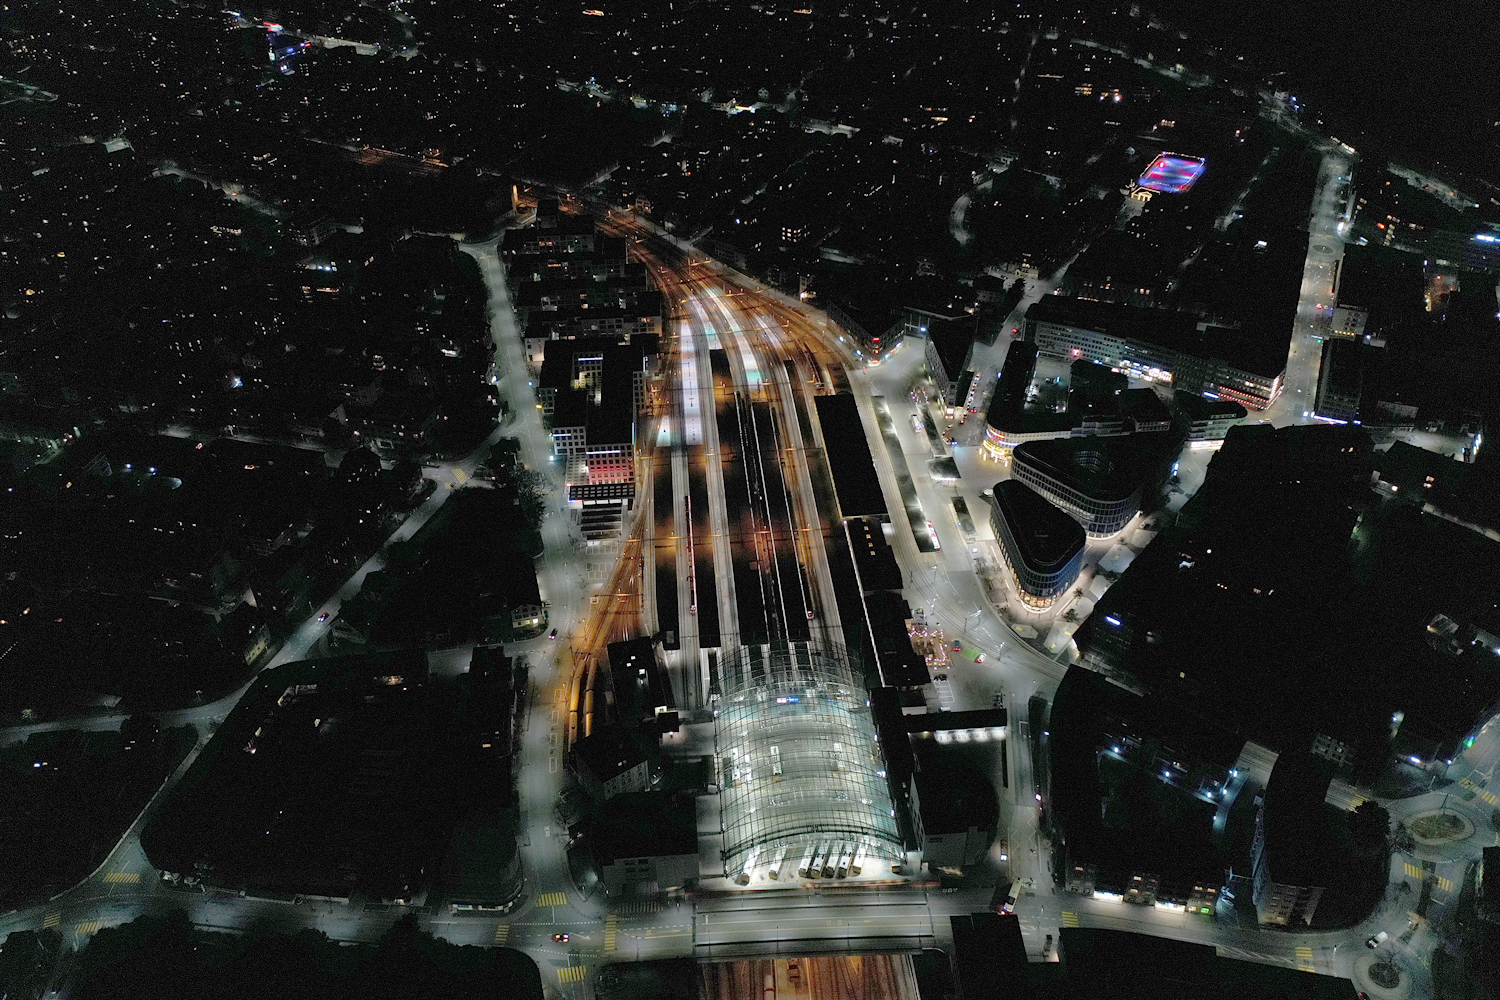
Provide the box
[120,714,161,747]
[389,459,423,497]
[1348,800,1391,857]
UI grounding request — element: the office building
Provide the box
[990,481,1086,609]
[1012,435,1177,538]
[1251,753,1336,927]
[1026,297,1287,411]
[1313,338,1375,424]
[569,724,651,802]
[981,341,1039,460]
[923,314,978,406]
[1174,391,1247,442]
[588,792,698,896]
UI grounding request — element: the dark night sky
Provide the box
[1150,0,1500,180]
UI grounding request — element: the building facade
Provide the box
[1026,298,1285,411]
[1250,801,1325,926]
[1011,437,1172,539]
[990,481,1086,609]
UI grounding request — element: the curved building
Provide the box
[1012,435,1175,538]
[715,640,904,882]
[990,481,1086,609]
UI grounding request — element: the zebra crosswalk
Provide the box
[493,923,510,945]
[74,921,104,936]
[536,892,567,908]
[604,915,619,953]
[1296,945,1315,973]
[1404,862,1424,880]
[1460,777,1499,806]
[1061,911,1079,928]
[1435,874,1454,893]
[558,966,587,984]
[610,900,662,916]
[102,871,141,884]
[42,912,61,930]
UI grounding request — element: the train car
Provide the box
[850,843,866,876]
[798,844,819,879]
[835,842,854,879]
[767,845,790,881]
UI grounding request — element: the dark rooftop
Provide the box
[1174,389,1248,421]
[847,517,903,592]
[815,394,888,520]
[925,314,977,379]
[1117,388,1172,427]
[587,792,697,866]
[993,481,1086,575]
[985,341,1038,432]
[1030,296,1290,378]
[570,723,647,785]
[1013,434,1177,504]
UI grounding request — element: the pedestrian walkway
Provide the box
[74,920,103,935]
[558,966,587,984]
[604,915,619,952]
[1061,910,1079,928]
[1296,945,1314,973]
[537,891,567,908]
[493,923,510,944]
[42,912,60,930]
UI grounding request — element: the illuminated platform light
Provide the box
[1137,153,1207,195]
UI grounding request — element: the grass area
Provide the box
[1410,812,1466,840]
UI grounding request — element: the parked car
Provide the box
[1366,931,1389,949]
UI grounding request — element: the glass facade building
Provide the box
[714,641,903,881]
[990,481,1086,608]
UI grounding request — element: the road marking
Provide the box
[1061,911,1079,928]
[558,966,587,984]
[453,468,468,485]
[1296,945,1314,972]
[1404,862,1423,880]
[103,871,141,884]
[493,923,510,944]
[43,912,60,929]
[1435,875,1454,892]
[612,901,663,916]
[549,757,558,773]
[604,915,618,952]
[74,921,103,936]
[537,892,567,908]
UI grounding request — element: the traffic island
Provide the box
[1407,810,1474,846]
[1368,962,1401,989]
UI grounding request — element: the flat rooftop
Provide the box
[1030,297,1290,379]
[1137,153,1207,194]
[993,480,1086,575]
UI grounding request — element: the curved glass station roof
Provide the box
[715,641,902,880]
